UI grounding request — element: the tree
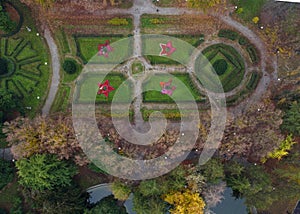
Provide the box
[0,4,16,33]
[200,158,224,184]
[281,102,300,136]
[0,158,13,190]
[262,134,296,163]
[85,195,127,214]
[0,89,17,119]
[16,154,78,191]
[4,115,88,166]
[133,193,167,214]
[138,179,163,197]
[163,189,206,214]
[63,59,77,74]
[111,181,131,201]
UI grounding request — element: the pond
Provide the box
[210,187,248,214]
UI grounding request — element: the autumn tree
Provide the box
[111,181,131,201]
[16,154,78,191]
[4,115,88,166]
[163,189,206,214]
[203,182,226,208]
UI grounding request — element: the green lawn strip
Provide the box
[142,35,194,65]
[141,107,200,121]
[55,28,70,54]
[0,0,50,117]
[74,35,132,64]
[231,0,267,22]
[152,0,174,7]
[142,73,203,102]
[75,73,132,103]
[50,84,71,113]
[0,177,21,212]
[96,107,134,121]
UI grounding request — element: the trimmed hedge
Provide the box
[246,72,260,90]
[246,45,259,64]
[218,29,239,41]
[213,59,228,76]
[238,36,249,46]
[63,59,77,74]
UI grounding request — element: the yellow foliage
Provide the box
[261,134,296,163]
[150,18,164,24]
[108,18,129,26]
[187,0,221,10]
[252,17,259,24]
[163,190,205,214]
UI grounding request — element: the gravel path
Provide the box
[42,28,61,116]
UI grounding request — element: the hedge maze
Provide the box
[0,37,44,99]
[201,43,245,92]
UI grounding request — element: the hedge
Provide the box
[0,2,23,37]
[63,59,77,74]
[246,72,261,90]
[246,45,259,64]
[218,29,239,41]
[238,36,249,46]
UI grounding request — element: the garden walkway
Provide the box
[42,28,61,116]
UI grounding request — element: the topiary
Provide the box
[63,59,77,74]
[213,59,228,76]
[0,57,8,75]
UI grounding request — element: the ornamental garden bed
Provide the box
[199,43,245,93]
[74,35,133,64]
[74,73,132,103]
[142,73,204,103]
[0,1,50,117]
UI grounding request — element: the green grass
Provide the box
[152,0,174,7]
[141,108,201,121]
[75,73,132,103]
[231,0,267,22]
[199,43,245,92]
[0,0,50,117]
[142,73,204,102]
[75,35,133,64]
[131,61,144,75]
[50,84,71,113]
[55,28,70,54]
[142,35,195,65]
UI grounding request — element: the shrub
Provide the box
[246,45,259,64]
[0,57,8,75]
[63,59,77,74]
[108,18,129,26]
[238,36,249,46]
[0,159,14,190]
[218,29,239,41]
[149,18,164,24]
[213,59,228,75]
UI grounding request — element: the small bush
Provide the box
[108,18,129,26]
[0,57,8,75]
[246,45,259,64]
[238,36,249,46]
[213,59,228,75]
[0,159,14,190]
[63,59,77,74]
[218,29,239,41]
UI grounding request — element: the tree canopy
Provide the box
[16,154,78,191]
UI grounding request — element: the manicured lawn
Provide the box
[0,0,50,117]
[75,35,133,64]
[199,43,245,92]
[50,84,71,113]
[231,0,267,22]
[75,73,132,103]
[142,35,196,65]
[142,73,204,102]
[141,107,202,121]
[131,61,144,75]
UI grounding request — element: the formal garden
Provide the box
[2,0,300,213]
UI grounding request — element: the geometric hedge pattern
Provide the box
[202,43,245,92]
[0,37,43,99]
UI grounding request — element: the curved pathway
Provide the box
[42,28,61,116]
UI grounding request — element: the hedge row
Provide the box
[246,72,260,90]
[218,29,239,41]
[246,45,259,64]
[0,1,24,37]
[5,79,23,98]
